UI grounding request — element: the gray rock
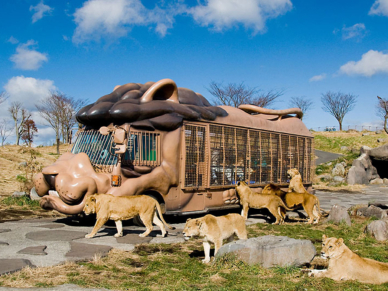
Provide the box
[317,174,332,182]
[30,187,41,201]
[326,204,352,226]
[12,191,26,197]
[360,146,372,155]
[384,178,388,184]
[376,130,384,134]
[26,230,87,242]
[370,178,384,185]
[369,144,388,162]
[66,242,112,260]
[18,246,47,256]
[347,150,379,185]
[0,259,34,275]
[340,146,349,151]
[362,132,370,136]
[332,163,345,177]
[18,161,27,167]
[356,205,388,219]
[215,235,316,268]
[365,219,388,241]
[333,176,345,183]
[326,162,332,166]
[377,138,386,143]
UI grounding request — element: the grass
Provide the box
[1,196,40,208]
[1,217,388,290]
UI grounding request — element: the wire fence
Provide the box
[311,125,385,132]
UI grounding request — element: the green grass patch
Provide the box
[0,196,40,208]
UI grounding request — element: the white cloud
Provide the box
[30,1,54,23]
[3,76,57,110]
[7,36,19,44]
[72,0,178,43]
[188,0,292,34]
[309,73,326,82]
[341,23,366,40]
[339,50,388,77]
[369,0,388,16]
[10,40,48,70]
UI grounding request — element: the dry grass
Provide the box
[0,144,71,196]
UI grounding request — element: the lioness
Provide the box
[182,213,247,263]
[83,194,175,238]
[262,183,321,224]
[287,168,306,193]
[309,235,388,284]
[235,181,292,224]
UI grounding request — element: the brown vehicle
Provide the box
[34,79,314,216]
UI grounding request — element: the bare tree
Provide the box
[8,102,31,145]
[288,96,314,120]
[207,81,283,108]
[21,118,38,147]
[0,91,8,105]
[60,96,87,144]
[377,96,388,134]
[0,118,13,146]
[36,93,66,154]
[321,91,357,131]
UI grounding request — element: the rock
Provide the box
[360,146,372,155]
[332,163,345,176]
[347,165,368,185]
[362,132,370,136]
[347,148,379,185]
[18,162,27,167]
[384,178,388,184]
[215,235,316,268]
[365,219,388,241]
[377,138,386,143]
[30,187,41,201]
[333,176,345,183]
[340,146,348,151]
[376,130,383,134]
[12,191,26,197]
[370,178,384,185]
[369,144,388,162]
[326,204,352,226]
[326,162,332,166]
[317,174,332,182]
[356,205,388,220]
[348,204,368,216]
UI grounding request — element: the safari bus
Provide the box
[34,79,314,216]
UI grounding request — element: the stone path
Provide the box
[1,184,388,290]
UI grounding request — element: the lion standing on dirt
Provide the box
[235,181,292,224]
[182,213,247,263]
[309,235,388,284]
[262,183,321,224]
[83,194,175,238]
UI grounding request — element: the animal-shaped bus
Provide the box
[34,79,313,216]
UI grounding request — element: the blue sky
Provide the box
[1,0,388,144]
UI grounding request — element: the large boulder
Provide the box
[326,204,351,226]
[347,146,379,185]
[365,219,388,241]
[332,163,345,177]
[356,205,388,220]
[215,235,316,268]
[369,144,388,161]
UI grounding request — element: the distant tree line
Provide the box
[0,91,86,153]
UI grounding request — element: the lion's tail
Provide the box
[279,199,294,211]
[155,201,176,230]
[315,197,329,217]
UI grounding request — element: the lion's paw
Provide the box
[85,234,94,239]
[202,258,211,264]
[114,232,123,238]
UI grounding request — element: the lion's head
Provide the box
[83,195,97,215]
[287,168,301,179]
[235,181,250,197]
[321,235,345,259]
[262,183,284,195]
[183,218,202,240]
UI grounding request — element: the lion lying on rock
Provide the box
[182,213,247,263]
[309,235,388,284]
[83,194,175,238]
[287,168,307,193]
[262,183,321,224]
[235,181,292,224]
